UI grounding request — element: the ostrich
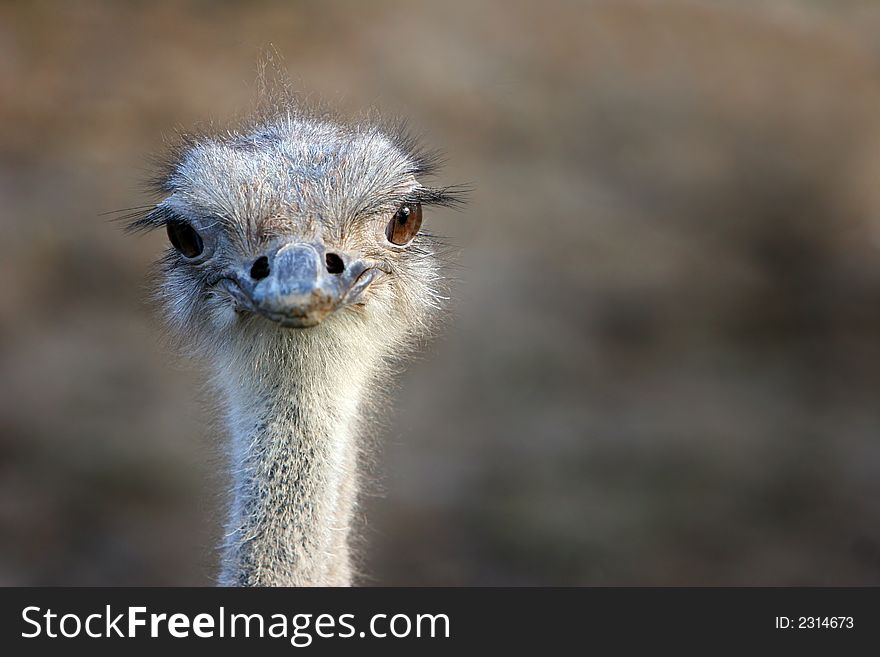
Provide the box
[130,106,461,586]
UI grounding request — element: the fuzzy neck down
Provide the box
[215,324,381,587]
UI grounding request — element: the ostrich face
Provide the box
[133,116,458,351]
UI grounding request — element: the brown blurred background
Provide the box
[2,0,880,585]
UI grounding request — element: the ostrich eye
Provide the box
[385,202,423,246]
[166,220,204,259]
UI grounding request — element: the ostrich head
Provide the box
[132,112,459,366]
[133,110,468,585]
[130,107,461,586]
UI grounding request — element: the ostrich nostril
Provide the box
[250,256,270,280]
[325,253,345,275]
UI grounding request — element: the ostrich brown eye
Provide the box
[166,220,204,259]
[385,202,422,246]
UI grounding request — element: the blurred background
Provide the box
[2,0,880,585]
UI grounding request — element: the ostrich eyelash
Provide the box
[124,205,187,234]
[406,185,470,209]
[353,184,470,219]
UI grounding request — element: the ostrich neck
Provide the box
[217,338,369,586]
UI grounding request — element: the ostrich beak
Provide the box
[235,242,380,328]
